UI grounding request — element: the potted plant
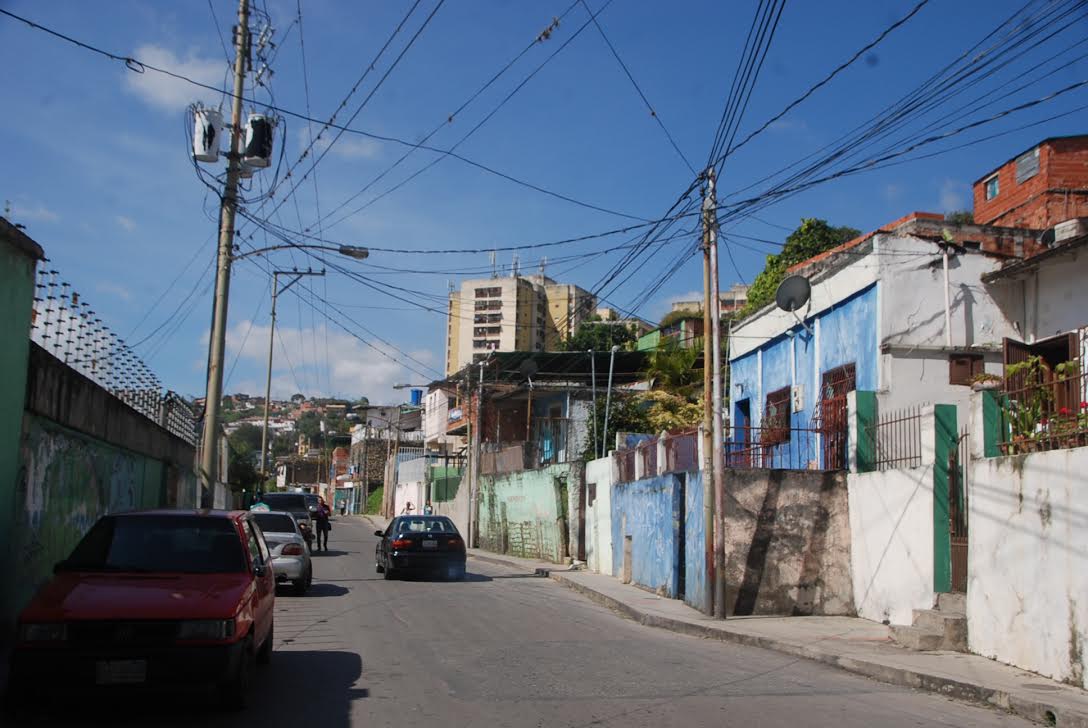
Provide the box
[970,372,1003,392]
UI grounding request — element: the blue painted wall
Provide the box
[611,474,681,597]
[729,284,878,468]
[684,469,706,610]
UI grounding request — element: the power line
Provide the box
[577,0,695,176]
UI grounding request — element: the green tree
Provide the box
[227,451,262,492]
[582,391,653,461]
[228,423,263,457]
[644,341,701,400]
[739,218,860,318]
[945,210,974,225]
[563,314,637,352]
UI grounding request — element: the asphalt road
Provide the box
[15,516,1032,727]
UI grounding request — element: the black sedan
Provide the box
[375,516,466,581]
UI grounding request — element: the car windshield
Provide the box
[261,494,309,516]
[63,515,247,574]
[395,517,458,534]
[252,513,296,534]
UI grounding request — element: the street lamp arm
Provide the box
[234,243,369,261]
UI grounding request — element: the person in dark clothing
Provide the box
[314,497,332,551]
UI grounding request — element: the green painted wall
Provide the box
[981,390,1004,458]
[430,466,462,502]
[0,240,38,620]
[637,329,662,352]
[11,416,168,619]
[478,464,570,563]
[932,404,957,594]
[854,391,878,472]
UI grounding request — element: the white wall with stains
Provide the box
[968,448,1088,689]
[585,456,615,575]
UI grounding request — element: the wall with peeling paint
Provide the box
[477,464,576,564]
[968,448,1088,689]
[12,416,179,618]
[683,469,706,610]
[611,474,682,598]
[585,456,615,575]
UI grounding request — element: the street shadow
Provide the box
[5,650,364,728]
[310,549,350,557]
[304,583,351,598]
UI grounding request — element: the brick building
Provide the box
[973,134,1088,230]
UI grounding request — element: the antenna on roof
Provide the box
[539,256,547,275]
[490,251,497,279]
[512,253,519,278]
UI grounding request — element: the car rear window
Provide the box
[394,517,458,534]
[64,515,247,574]
[261,494,308,513]
[252,513,296,534]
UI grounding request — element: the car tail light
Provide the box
[391,538,413,550]
[446,537,463,549]
[282,543,305,556]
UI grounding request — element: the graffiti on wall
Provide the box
[12,417,166,615]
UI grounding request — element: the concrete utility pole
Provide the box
[601,345,620,458]
[259,269,325,480]
[199,0,249,505]
[701,171,716,617]
[469,360,485,548]
[706,168,727,620]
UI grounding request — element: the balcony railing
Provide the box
[999,369,1088,455]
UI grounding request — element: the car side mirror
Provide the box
[254,564,267,578]
[374,530,384,537]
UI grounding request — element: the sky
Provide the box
[1,0,1085,405]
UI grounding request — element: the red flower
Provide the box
[1081,401,1088,409]
[1040,417,1049,426]
[1060,407,1071,416]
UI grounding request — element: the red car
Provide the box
[7,510,275,709]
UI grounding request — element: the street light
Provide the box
[202,241,369,505]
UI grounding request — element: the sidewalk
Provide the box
[465,547,1088,728]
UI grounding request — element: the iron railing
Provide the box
[663,428,698,473]
[868,405,924,470]
[999,370,1088,455]
[724,424,845,470]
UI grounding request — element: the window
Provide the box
[474,300,502,311]
[474,286,502,298]
[1015,147,1039,184]
[984,174,999,200]
[63,515,247,574]
[252,513,297,534]
[949,354,984,386]
[763,387,791,445]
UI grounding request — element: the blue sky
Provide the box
[2,0,1085,404]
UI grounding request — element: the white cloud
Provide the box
[296,127,382,160]
[221,320,435,402]
[665,290,703,306]
[768,118,808,133]
[10,201,59,223]
[125,44,226,111]
[96,282,132,301]
[939,179,970,212]
[116,215,136,232]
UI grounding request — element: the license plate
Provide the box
[96,659,147,685]
[422,539,437,550]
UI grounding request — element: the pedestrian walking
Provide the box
[314,497,332,551]
[423,501,434,515]
[401,501,414,515]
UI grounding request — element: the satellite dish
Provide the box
[519,358,539,380]
[775,275,811,312]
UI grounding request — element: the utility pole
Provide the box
[589,349,598,457]
[469,360,484,548]
[601,345,619,458]
[706,168,727,620]
[259,269,325,481]
[701,170,715,618]
[199,0,249,505]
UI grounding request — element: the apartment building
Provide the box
[444,274,596,375]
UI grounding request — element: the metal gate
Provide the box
[814,364,856,470]
[949,427,969,593]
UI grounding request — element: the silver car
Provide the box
[251,510,313,595]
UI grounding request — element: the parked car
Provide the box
[7,510,275,709]
[259,492,315,550]
[375,516,466,581]
[251,511,312,595]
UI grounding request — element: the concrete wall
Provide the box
[585,456,615,575]
[478,464,575,563]
[611,474,682,598]
[848,465,936,625]
[684,469,707,611]
[431,466,469,537]
[722,469,853,616]
[968,447,1088,689]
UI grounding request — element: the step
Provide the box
[936,591,966,614]
[890,625,944,652]
[912,609,968,651]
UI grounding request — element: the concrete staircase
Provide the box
[890,592,967,652]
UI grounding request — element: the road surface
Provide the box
[18,515,1030,727]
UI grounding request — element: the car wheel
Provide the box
[219,637,254,710]
[449,563,466,581]
[375,562,385,574]
[293,568,310,596]
[257,625,273,665]
[383,564,394,580]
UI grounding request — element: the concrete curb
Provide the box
[468,552,1087,728]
